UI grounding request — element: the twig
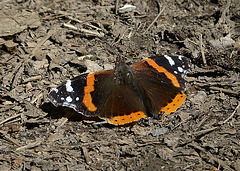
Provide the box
[0,130,21,147]
[172,116,192,130]
[23,75,42,83]
[5,61,22,82]
[32,29,54,56]
[82,146,91,164]
[185,38,199,46]
[65,15,102,31]
[63,23,78,30]
[196,83,239,96]
[195,115,209,129]
[12,64,24,88]
[0,114,21,125]
[191,127,218,136]
[16,139,41,151]
[6,118,21,124]
[111,29,128,46]
[30,92,43,104]
[115,0,119,14]
[143,6,166,34]
[199,33,207,66]
[219,102,240,125]
[208,86,239,96]
[62,23,104,37]
[5,61,23,89]
[55,117,69,132]
[80,28,104,37]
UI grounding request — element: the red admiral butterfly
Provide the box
[48,55,190,125]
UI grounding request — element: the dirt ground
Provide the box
[0,0,240,170]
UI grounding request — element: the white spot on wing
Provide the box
[178,56,183,60]
[66,96,73,103]
[178,67,184,72]
[164,55,175,66]
[53,88,58,93]
[61,97,64,101]
[76,97,79,101]
[174,71,178,74]
[66,80,73,92]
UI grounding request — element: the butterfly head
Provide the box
[114,56,133,84]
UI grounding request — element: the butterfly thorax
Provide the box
[114,62,134,86]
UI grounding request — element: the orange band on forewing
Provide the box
[161,93,186,116]
[86,74,95,85]
[106,111,147,125]
[84,85,94,92]
[83,73,97,112]
[145,59,180,88]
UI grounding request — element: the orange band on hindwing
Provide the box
[106,111,147,125]
[161,93,186,116]
[145,59,181,88]
[83,73,97,112]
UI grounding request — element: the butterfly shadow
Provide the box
[40,102,101,122]
[40,102,136,128]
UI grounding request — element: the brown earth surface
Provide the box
[0,0,240,170]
